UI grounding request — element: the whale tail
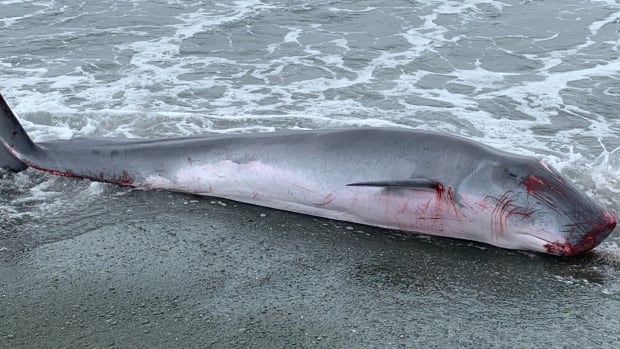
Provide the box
[0,93,37,172]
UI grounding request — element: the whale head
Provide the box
[462,158,616,256]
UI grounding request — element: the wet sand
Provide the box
[1,189,618,348]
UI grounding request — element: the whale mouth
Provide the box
[544,211,617,256]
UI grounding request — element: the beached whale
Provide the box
[1,93,615,255]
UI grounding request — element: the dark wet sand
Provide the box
[1,189,618,348]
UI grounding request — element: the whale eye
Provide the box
[505,168,519,180]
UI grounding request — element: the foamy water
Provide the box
[2,0,620,321]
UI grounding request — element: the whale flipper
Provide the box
[346,178,442,190]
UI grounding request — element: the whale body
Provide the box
[1,93,615,255]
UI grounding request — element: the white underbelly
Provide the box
[143,160,472,237]
[139,160,552,254]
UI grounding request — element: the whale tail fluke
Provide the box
[0,92,37,172]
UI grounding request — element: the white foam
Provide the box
[431,0,509,15]
[589,9,620,34]
[0,0,54,27]
[283,28,302,44]
[327,7,377,13]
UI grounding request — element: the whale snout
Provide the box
[545,210,617,256]
[573,210,617,254]
[513,161,617,256]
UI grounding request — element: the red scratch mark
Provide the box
[446,187,460,217]
[489,191,534,241]
[544,241,575,256]
[434,182,444,206]
[410,183,463,234]
[538,160,565,184]
[524,174,544,193]
[398,198,411,214]
[523,173,566,201]
[556,210,617,255]
[432,183,460,218]
[316,192,336,206]
[423,199,431,212]
[490,192,512,239]
[37,165,134,186]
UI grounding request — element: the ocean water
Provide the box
[1,0,620,347]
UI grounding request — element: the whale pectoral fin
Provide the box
[346,178,441,190]
[347,179,464,211]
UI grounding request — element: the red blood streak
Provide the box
[6,146,134,186]
[545,211,617,256]
[523,175,544,193]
